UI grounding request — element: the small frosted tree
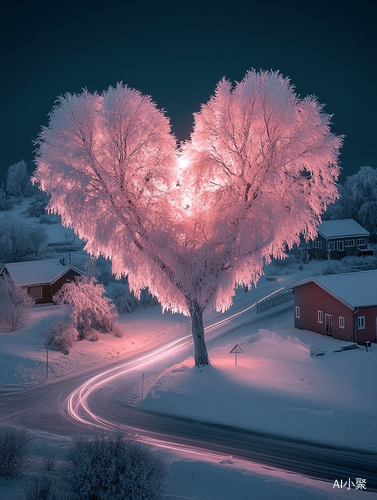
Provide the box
[6,160,31,198]
[54,275,118,340]
[34,71,342,366]
[0,274,35,332]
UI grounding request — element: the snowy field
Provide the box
[1,200,376,498]
[140,319,377,452]
[1,268,376,498]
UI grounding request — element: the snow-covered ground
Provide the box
[140,321,377,452]
[1,267,376,498]
[1,199,376,499]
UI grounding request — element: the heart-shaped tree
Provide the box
[34,70,342,366]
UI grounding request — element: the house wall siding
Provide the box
[27,285,52,304]
[308,234,369,259]
[51,269,82,299]
[355,306,377,343]
[294,282,377,343]
[294,282,354,341]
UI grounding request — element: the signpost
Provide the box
[230,344,244,365]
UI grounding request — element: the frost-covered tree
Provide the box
[54,275,119,339]
[325,166,377,236]
[6,160,32,198]
[27,189,50,217]
[34,72,342,366]
[0,215,48,262]
[0,274,35,332]
[0,189,13,211]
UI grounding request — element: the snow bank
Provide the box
[141,328,377,451]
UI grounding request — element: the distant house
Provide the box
[308,219,372,259]
[292,270,377,344]
[0,260,83,304]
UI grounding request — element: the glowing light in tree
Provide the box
[33,71,342,367]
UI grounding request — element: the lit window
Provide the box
[295,306,300,319]
[339,316,345,329]
[358,316,365,329]
[318,310,323,323]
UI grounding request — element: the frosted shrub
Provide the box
[0,215,48,262]
[0,426,31,477]
[23,474,58,500]
[62,432,167,500]
[0,189,13,211]
[110,283,139,314]
[54,276,118,340]
[322,261,339,275]
[27,191,50,217]
[45,319,78,355]
[140,288,159,308]
[0,274,35,332]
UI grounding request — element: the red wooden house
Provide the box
[0,260,83,304]
[292,270,377,344]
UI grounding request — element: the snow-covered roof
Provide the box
[317,219,369,239]
[292,270,377,308]
[0,261,83,287]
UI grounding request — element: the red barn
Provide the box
[0,260,83,304]
[292,270,377,344]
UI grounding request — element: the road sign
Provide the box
[230,344,244,365]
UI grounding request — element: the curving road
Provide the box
[1,287,376,491]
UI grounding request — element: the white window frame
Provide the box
[345,239,354,247]
[339,316,345,329]
[318,310,323,323]
[357,238,365,246]
[358,316,365,329]
[313,241,322,249]
[327,242,335,251]
[29,286,43,299]
[295,306,300,319]
[336,241,344,251]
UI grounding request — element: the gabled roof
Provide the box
[0,261,83,287]
[317,219,369,239]
[292,270,377,309]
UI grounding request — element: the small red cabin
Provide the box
[292,270,377,344]
[0,260,83,304]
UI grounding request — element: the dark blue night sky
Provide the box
[1,0,376,185]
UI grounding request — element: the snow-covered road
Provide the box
[1,283,376,492]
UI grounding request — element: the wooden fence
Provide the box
[256,289,293,314]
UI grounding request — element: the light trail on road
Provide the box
[66,287,285,430]
[56,285,377,489]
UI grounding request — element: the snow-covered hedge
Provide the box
[62,431,167,500]
[0,426,31,477]
[44,318,78,355]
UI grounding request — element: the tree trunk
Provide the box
[189,300,209,367]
